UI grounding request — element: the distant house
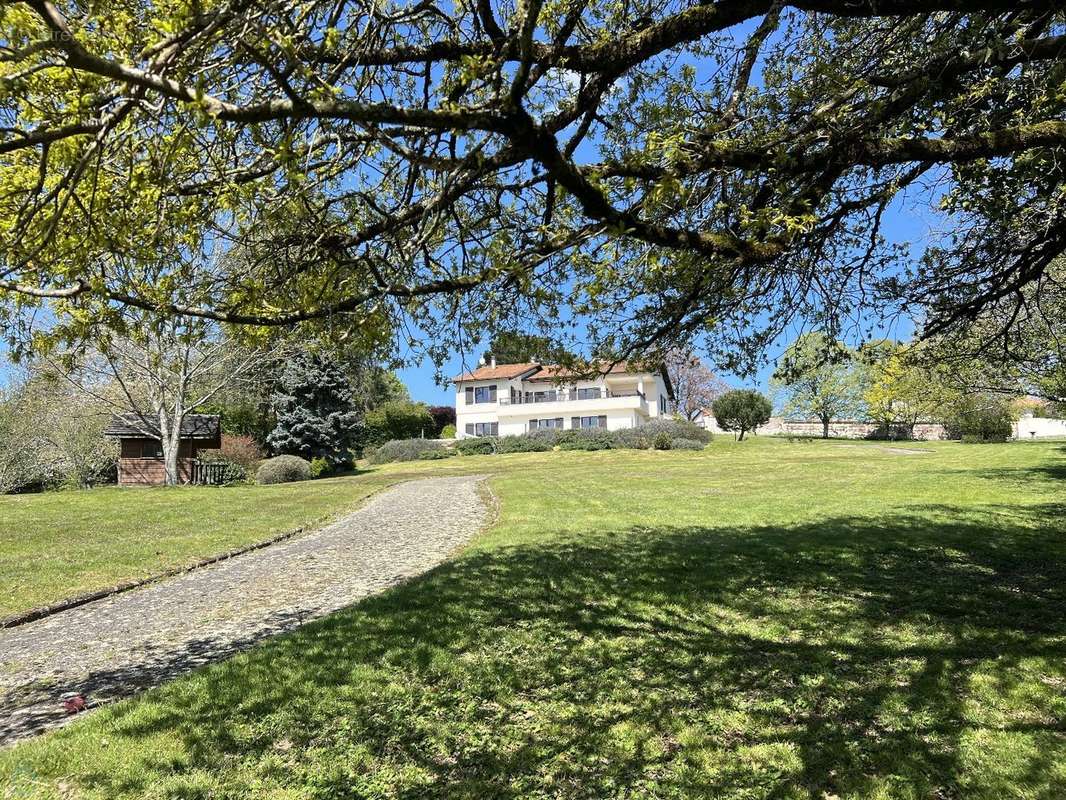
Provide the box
[103,414,221,486]
[453,358,675,437]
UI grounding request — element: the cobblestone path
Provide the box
[0,475,487,744]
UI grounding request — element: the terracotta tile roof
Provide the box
[526,361,637,382]
[453,362,541,382]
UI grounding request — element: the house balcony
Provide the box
[497,390,648,417]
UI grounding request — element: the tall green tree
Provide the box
[364,401,435,444]
[268,352,362,466]
[485,332,570,365]
[771,333,865,438]
[3,3,1065,374]
[861,342,958,437]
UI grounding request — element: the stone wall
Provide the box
[702,411,1066,440]
[703,415,947,440]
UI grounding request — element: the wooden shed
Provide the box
[104,414,221,486]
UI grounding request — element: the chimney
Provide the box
[490,355,497,368]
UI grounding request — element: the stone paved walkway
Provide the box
[0,475,487,744]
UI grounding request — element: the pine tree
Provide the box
[268,353,362,465]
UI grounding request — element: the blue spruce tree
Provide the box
[268,352,362,466]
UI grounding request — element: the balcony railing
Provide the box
[499,389,646,405]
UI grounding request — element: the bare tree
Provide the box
[59,314,282,485]
[666,349,731,421]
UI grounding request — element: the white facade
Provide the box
[455,363,675,438]
[1013,412,1066,439]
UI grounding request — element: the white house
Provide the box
[454,359,676,437]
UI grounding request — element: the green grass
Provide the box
[0,472,403,618]
[4,439,1066,798]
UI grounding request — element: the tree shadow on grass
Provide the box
[52,503,1066,799]
[960,444,1066,484]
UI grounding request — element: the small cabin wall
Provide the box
[117,437,211,486]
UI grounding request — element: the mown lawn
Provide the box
[0,472,402,618]
[3,438,1065,798]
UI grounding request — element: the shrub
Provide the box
[418,448,458,460]
[609,426,652,450]
[526,429,567,448]
[945,395,1014,442]
[218,434,264,471]
[214,461,249,485]
[653,431,673,450]
[309,457,331,478]
[201,434,264,476]
[364,401,436,445]
[440,423,457,439]
[665,418,713,444]
[711,390,772,440]
[865,424,913,441]
[671,437,705,450]
[256,455,312,485]
[427,405,456,436]
[455,436,497,455]
[607,419,712,450]
[368,439,442,464]
[558,429,614,450]
[498,435,552,453]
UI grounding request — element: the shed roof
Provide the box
[104,413,221,440]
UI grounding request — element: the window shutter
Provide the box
[598,415,607,428]
[490,423,498,435]
[465,423,474,435]
[489,385,497,401]
[555,418,563,428]
[571,417,579,429]
[529,419,537,431]
[465,387,473,404]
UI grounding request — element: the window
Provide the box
[576,387,601,400]
[141,440,163,458]
[465,422,498,436]
[464,384,497,404]
[529,418,563,431]
[532,390,557,403]
[571,415,607,429]
[660,395,667,414]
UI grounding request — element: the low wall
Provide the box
[707,414,1066,441]
[703,416,946,440]
[755,418,947,440]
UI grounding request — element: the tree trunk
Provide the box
[738,428,746,441]
[822,417,830,439]
[159,408,182,486]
